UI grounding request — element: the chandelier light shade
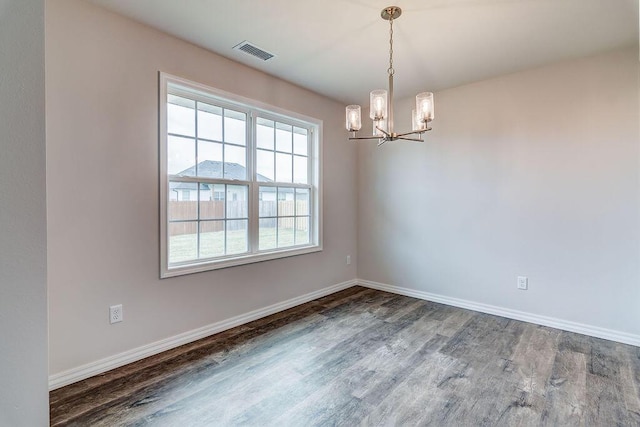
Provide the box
[346,6,434,145]
[416,92,435,122]
[369,90,388,120]
[412,109,425,131]
[374,118,387,136]
[346,105,362,131]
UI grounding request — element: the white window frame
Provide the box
[159,72,322,278]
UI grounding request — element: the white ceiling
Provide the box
[87,0,638,105]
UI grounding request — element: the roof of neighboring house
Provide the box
[170,161,273,191]
[176,160,269,181]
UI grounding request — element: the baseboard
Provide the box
[49,279,358,390]
[50,277,639,390]
[358,279,640,347]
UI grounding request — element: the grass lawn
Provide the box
[169,227,309,264]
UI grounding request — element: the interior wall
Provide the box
[46,0,357,376]
[358,48,640,336]
[0,0,49,424]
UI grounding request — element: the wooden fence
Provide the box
[169,201,308,236]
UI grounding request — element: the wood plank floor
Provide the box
[50,287,640,426]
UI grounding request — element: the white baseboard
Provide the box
[48,279,358,390]
[358,279,640,347]
[50,277,640,390]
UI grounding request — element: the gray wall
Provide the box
[358,48,640,336]
[0,0,49,424]
[46,0,357,376]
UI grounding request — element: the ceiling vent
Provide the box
[233,41,275,61]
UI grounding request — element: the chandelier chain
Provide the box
[388,15,394,75]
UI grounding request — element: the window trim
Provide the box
[159,72,322,278]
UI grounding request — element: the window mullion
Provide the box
[195,101,199,176]
[276,187,280,248]
[308,128,312,187]
[272,123,277,185]
[170,176,252,186]
[248,111,259,254]
[290,131,294,187]
[196,185,201,260]
[308,128,314,245]
[293,187,298,245]
[221,108,226,179]
[223,184,228,255]
[195,102,201,259]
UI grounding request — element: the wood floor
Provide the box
[50,287,640,426]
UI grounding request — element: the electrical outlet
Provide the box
[517,276,528,290]
[346,255,351,265]
[110,304,123,324]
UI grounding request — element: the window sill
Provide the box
[161,244,322,278]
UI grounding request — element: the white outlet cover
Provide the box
[110,304,123,324]
[517,276,528,290]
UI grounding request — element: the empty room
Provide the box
[1,0,639,425]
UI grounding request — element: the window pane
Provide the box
[275,153,292,183]
[259,218,277,250]
[168,135,195,176]
[197,103,222,141]
[200,221,225,258]
[259,187,277,217]
[226,220,248,254]
[293,127,308,155]
[198,141,223,178]
[275,122,292,153]
[226,185,248,219]
[224,145,246,180]
[295,217,310,245]
[256,118,274,150]
[295,188,309,215]
[224,109,246,146]
[169,221,197,263]
[257,149,274,182]
[278,217,295,248]
[200,183,225,220]
[278,187,294,217]
[293,155,308,184]
[168,182,198,220]
[168,95,195,137]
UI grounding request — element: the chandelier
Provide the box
[345,6,434,145]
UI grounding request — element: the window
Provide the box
[160,73,322,277]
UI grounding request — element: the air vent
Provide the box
[233,41,275,61]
